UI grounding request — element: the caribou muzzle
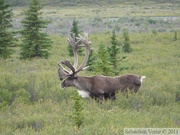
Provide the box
[61,81,66,89]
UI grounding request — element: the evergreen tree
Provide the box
[107,29,127,75]
[122,28,132,53]
[94,43,112,76]
[0,0,15,59]
[71,91,84,129]
[107,29,120,75]
[20,0,52,59]
[71,19,80,38]
[173,31,177,41]
[69,19,83,56]
[87,49,96,71]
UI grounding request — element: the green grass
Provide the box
[0,32,180,134]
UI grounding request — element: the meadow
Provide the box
[12,2,180,34]
[0,1,180,135]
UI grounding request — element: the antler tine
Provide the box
[84,32,89,41]
[75,33,91,74]
[76,33,92,47]
[61,60,75,74]
[58,61,71,80]
[67,35,81,69]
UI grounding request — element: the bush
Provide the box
[122,28,132,53]
[94,42,112,76]
[70,91,84,130]
[173,31,177,41]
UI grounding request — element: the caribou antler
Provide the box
[58,61,70,80]
[75,33,91,74]
[61,60,75,74]
[66,35,81,69]
[58,33,91,80]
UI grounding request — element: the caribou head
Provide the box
[58,33,91,91]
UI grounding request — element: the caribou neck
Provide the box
[73,76,92,91]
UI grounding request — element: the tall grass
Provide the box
[0,32,180,134]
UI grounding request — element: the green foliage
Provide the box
[107,29,119,69]
[175,90,180,102]
[0,89,12,108]
[71,19,80,38]
[94,42,112,76]
[87,49,96,71]
[107,29,123,75]
[173,31,177,41]
[122,28,132,53]
[20,0,52,59]
[71,91,84,129]
[68,19,83,56]
[0,0,15,59]
[152,29,157,35]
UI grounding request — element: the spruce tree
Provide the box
[87,49,96,71]
[173,31,177,41]
[71,19,80,39]
[94,43,112,76]
[71,91,84,129]
[107,29,120,75]
[107,29,127,75]
[69,19,83,56]
[0,0,15,59]
[122,28,132,53]
[20,0,52,59]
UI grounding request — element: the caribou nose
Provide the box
[61,82,66,89]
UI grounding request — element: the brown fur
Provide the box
[61,74,143,100]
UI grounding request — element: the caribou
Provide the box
[58,33,145,100]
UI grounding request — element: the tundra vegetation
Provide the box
[0,0,180,134]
